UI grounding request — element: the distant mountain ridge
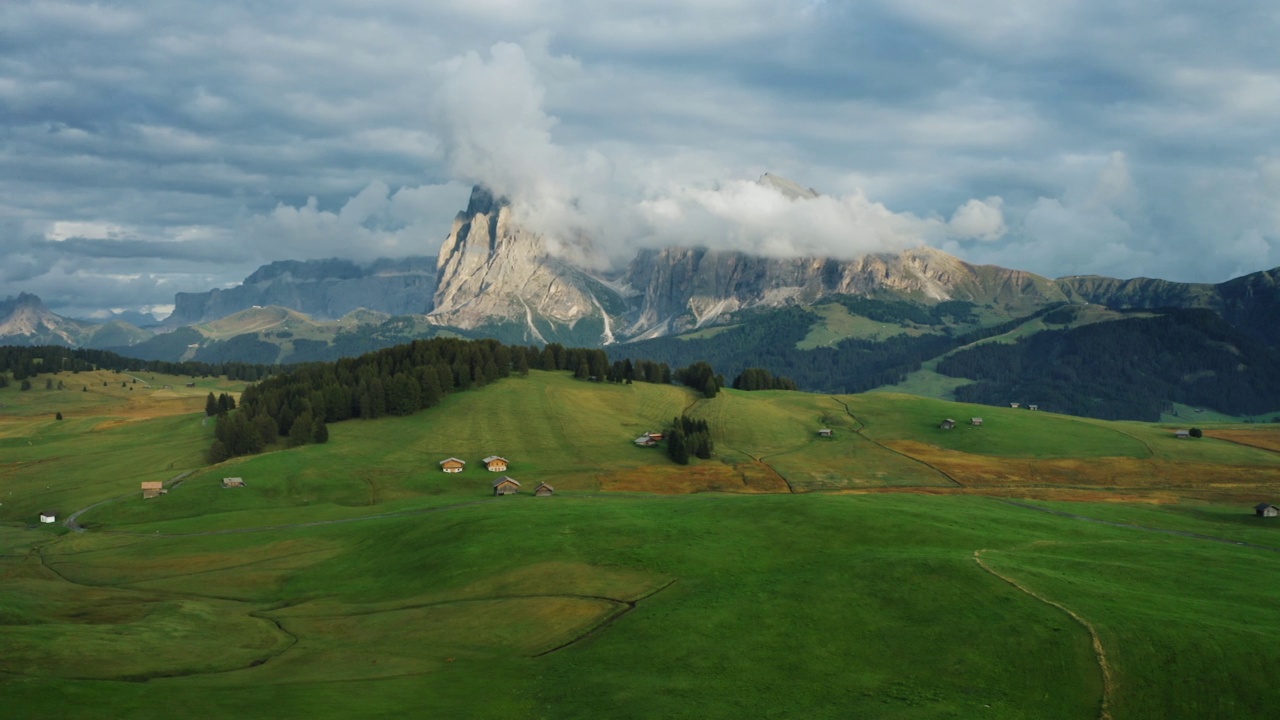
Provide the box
[165,256,436,327]
[6,173,1280,419]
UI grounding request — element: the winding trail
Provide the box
[533,580,677,657]
[831,397,963,487]
[974,548,1113,720]
[65,471,193,533]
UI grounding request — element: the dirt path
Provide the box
[65,470,193,533]
[974,548,1113,720]
[832,397,963,487]
[532,580,677,657]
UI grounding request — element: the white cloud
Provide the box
[949,197,1006,242]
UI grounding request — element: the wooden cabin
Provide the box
[970,418,983,426]
[646,431,664,441]
[39,511,57,524]
[141,481,167,499]
[1256,503,1279,518]
[817,428,833,438]
[534,482,554,497]
[439,457,466,473]
[1028,404,1039,411]
[222,477,246,488]
[482,456,509,472]
[493,477,521,496]
[1009,402,1020,409]
[1174,430,1190,439]
[940,419,956,430]
[634,435,659,447]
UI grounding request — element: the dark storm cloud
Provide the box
[1,0,1278,315]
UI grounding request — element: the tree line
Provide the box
[0,345,276,382]
[212,338,682,462]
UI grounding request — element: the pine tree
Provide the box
[205,392,219,417]
[55,412,63,421]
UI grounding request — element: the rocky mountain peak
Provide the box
[429,185,622,344]
[758,173,820,200]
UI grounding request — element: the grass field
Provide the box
[3,368,1280,718]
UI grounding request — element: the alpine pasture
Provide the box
[3,369,1280,719]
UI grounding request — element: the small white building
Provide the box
[39,511,56,524]
[222,477,246,488]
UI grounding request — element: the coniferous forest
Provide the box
[213,339,679,461]
[937,309,1280,420]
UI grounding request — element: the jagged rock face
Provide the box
[166,257,436,327]
[619,245,1072,337]
[0,293,85,345]
[430,187,619,343]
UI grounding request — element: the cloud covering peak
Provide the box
[2,1,1279,315]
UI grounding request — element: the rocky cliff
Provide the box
[165,257,437,327]
[618,245,1072,338]
[429,186,625,344]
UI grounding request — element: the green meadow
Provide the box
[3,369,1280,718]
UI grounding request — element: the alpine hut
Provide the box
[482,456,509,472]
[439,458,466,473]
[493,477,521,496]
[534,482,554,497]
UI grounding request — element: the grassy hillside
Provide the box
[4,370,1280,718]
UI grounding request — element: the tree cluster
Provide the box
[667,415,713,465]
[205,392,237,416]
[731,367,797,391]
[674,361,723,398]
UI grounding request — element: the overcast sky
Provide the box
[3,1,1279,318]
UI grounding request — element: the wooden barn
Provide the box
[1256,503,1279,518]
[634,435,659,447]
[482,456,509,472]
[534,482,554,497]
[971,418,983,426]
[818,428,833,438]
[222,477,246,488]
[141,481,167,499]
[1028,404,1039,411]
[493,477,521,496]
[1174,430,1190,439]
[39,511,57,524]
[940,419,956,430]
[440,457,466,473]
[1009,402,1020,409]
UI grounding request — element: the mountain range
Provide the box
[4,174,1280,420]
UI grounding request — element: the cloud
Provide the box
[2,1,1280,315]
[948,198,1007,242]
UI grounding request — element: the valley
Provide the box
[3,368,1279,718]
